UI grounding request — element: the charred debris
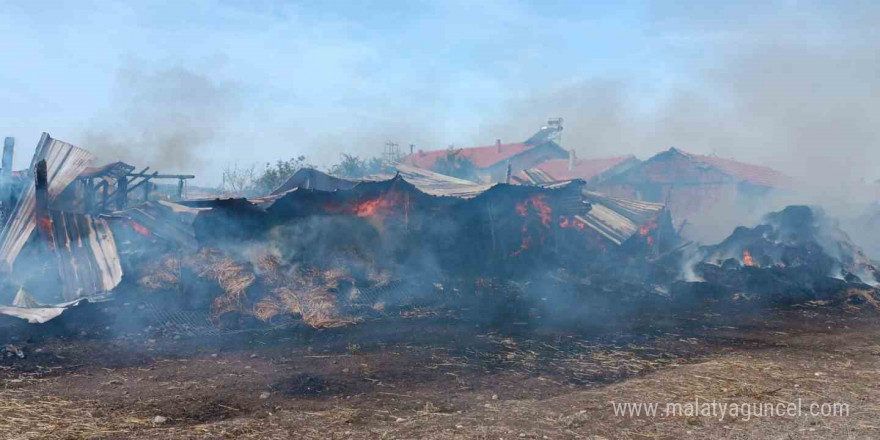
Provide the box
[0,133,877,333]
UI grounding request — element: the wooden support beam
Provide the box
[127,171,159,194]
[84,178,95,213]
[34,160,53,248]
[101,180,109,207]
[127,167,150,185]
[127,173,195,179]
[116,177,128,210]
[177,178,185,200]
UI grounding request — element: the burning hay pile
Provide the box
[676,205,880,307]
[0,133,878,332]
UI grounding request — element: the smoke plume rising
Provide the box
[479,1,880,191]
[82,65,241,174]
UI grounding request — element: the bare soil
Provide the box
[1,304,878,439]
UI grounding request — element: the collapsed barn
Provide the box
[0,133,877,332]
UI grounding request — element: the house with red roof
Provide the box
[400,125,568,183]
[596,147,791,223]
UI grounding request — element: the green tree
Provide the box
[220,156,312,196]
[253,156,311,194]
[431,147,477,180]
[329,154,394,178]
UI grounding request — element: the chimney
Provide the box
[496,139,502,153]
[409,144,414,155]
[568,149,577,171]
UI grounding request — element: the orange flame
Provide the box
[130,219,152,237]
[742,250,754,266]
[509,195,555,257]
[509,228,532,257]
[514,194,552,226]
[37,217,55,251]
[558,216,586,231]
[639,217,657,236]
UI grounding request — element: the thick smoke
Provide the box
[475,1,880,245]
[481,2,880,184]
[82,65,241,174]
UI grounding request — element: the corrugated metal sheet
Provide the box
[516,167,556,185]
[50,210,122,300]
[575,206,636,246]
[578,191,666,245]
[107,200,206,249]
[0,133,95,270]
[80,161,136,180]
[391,164,494,198]
[270,167,360,196]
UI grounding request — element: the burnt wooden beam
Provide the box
[177,178,185,200]
[126,167,150,185]
[116,177,128,210]
[127,171,159,194]
[34,159,54,247]
[83,178,95,213]
[127,173,195,179]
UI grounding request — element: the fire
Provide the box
[326,191,407,220]
[37,217,55,251]
[509,195,555,257]
[742,250,754,266]
[509,227,532,257]
[638,216,658,246]
[355,197,394,218]
[130,219,152,237]
[558,215,586,231]
[639,217,657,236]
[514,194,552,226]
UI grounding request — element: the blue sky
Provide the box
[2,1,878,185]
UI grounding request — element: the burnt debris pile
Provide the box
[676,205,880,307]
[0,133,877,332]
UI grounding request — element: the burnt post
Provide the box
[143,181,152,201]
[34,159,53,246]
[1,137,14,215]
[177,178,185,200]
[100,180,109,207]
[116,177,128,210]
[83,178,95,213]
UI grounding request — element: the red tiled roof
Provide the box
[533,155,636,181]
[402,142,533,170]
[688,152,790,188]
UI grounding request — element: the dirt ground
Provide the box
[0,303,878,439]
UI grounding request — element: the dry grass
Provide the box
[137,255,182,291]
[0,390,150,440]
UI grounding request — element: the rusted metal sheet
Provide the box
[0,133,95,270]
[107,200,206,249]
[50,210,122,300]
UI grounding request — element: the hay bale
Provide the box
[137,255,182,291]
